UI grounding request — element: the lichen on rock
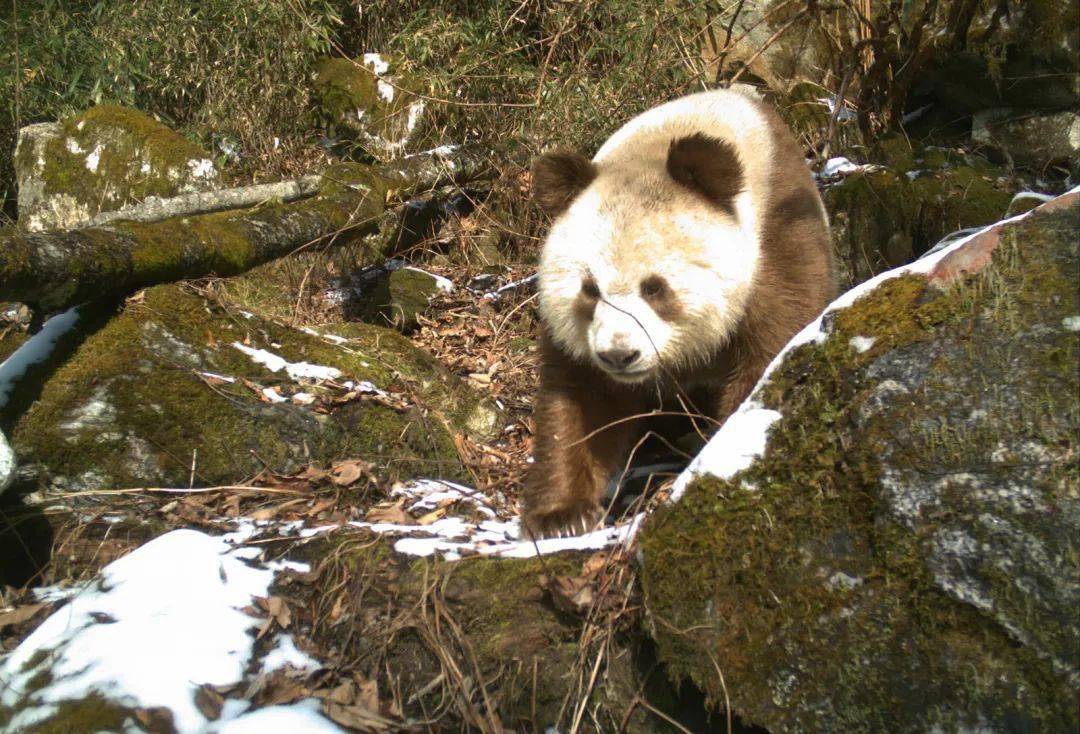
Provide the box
[641,197,1080,732]
[14,105,219,233]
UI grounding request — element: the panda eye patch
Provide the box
[639,275,668,299]
[581,278,601,299]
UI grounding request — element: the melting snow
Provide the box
[231,342,341,382]
[0,429,14,493]
[208,699,345,733]
[849,335,876,353]
[0,530,333,733]
[362,52,390,75]
[85,144,102,172]
[0,305,81,410]
[820,157,860,177]
[225,478,643,561]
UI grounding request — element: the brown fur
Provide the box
[531,150,597,215]
[522,96,836,539]
[665,133,745,214]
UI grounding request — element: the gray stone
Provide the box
[14,105,219,232]
[973,109,1080,172]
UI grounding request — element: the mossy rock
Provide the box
[640,201,1080,731]
[351,266,446,333]
[312,54,426,160]
[824,140,1013,290]
[13,283,498,493]
[14,106,219,232]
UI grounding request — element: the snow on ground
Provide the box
[0,305,81,409]
[0,529,334,733]
[231,342,342,382]
[0,429,14,494]
[223,478,643,562]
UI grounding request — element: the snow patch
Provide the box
[85,144,102,172]
[849,335,876,353]
[1063,315,1080,332]
[261,386,287,403]
[377,79,396,102]
[187,157,217,179]
[64,138,84,155]
[670,404,781,500]
[231,342,341,382]
[208,699,345,733]
[0,306,81,410]
[0,429,15,494]
[0,530,333,733]
[821,157,859,177]
[362,52,390,75]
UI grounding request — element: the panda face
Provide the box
[538,168,759,382]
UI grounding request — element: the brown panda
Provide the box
[522,88,835,539]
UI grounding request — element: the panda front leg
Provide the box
[522,362,644,540]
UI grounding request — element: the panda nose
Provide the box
[596,348,641,371]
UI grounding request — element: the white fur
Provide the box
[538,90,772,382]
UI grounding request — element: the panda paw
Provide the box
[521,503,603,541]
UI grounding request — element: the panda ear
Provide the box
[666,133,744,215]
[531,150,597,216]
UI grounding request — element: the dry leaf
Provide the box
[325,680,356,705]
[356,676,379,713]
[0,603,47,629]
[365,500,412,525]
[194,684,224,720]
[266,596,292,629]
[545,574,595,616]
[417,507,446,525]
[331,459,373,487]
[325,702,396,732]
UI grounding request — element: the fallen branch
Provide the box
[83,176,323,228]
[0,145,507,312]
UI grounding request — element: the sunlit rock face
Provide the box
[14,105,219,233]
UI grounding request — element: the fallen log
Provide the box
[0,145,504,312]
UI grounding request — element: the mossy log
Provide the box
[0,146,502,313]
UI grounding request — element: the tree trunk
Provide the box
[0,146,504,312]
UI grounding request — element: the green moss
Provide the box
[312,56,423,156]
[641,206,1079,731]
[0,693,142,734]
[825,149,1014,289]
[14,283,475,490]
[313,57,381,122]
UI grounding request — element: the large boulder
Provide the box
[12,284,498,495]
[641,193,1079,731]
[312,54,426,160]
[14,106,219,232]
